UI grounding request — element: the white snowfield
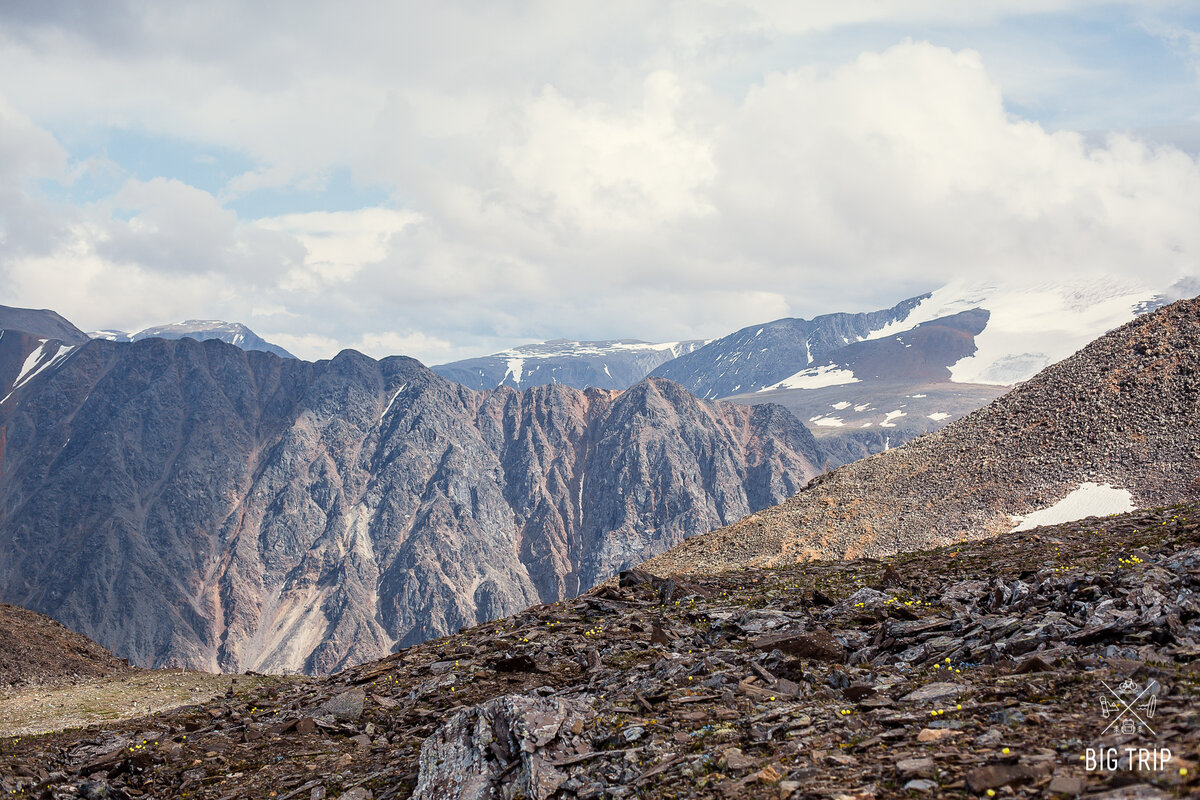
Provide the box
[860,276,1174,385]
[761,364,860,391]
[490,338,708,387]
[495,339,704,360]
[1010,482,1136,532]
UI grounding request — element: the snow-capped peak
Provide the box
[857,276,1170,385]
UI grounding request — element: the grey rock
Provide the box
[412,694,591,800]
[896,757,936,778]
[321,688,365,721]
[900,682,965,704]
[904,779,937,792]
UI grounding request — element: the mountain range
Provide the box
[2,291,1200,798]
[0,276,1191,676]
[0,332,819,673]
[90,320,297,359]
[645,294,1200,576]
[432,338,707,391]
[434,278,1182,463]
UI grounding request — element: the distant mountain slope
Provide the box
[651,279,1167,402]
[647,295,929,399]
[93,320,296,359]
[860,277,1164,385]
[0,305,89,345]
[645,294,1200,576]
[654,278,1178,464]
[0,339,820,673]
[433,338,707,390]
[759,309,989,391]
[728,380,1009,467]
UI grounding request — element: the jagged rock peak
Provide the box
[0,340,821,673]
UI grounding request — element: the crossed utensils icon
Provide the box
[1098,678,1158,736]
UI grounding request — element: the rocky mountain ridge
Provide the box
[644,295,1200,578]
[433,338,708,391]
[648,295,930,400]
[0,337,820,674]
[90,319,296,359]
[0,306,89,346]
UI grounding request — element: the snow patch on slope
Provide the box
[504,357,525,385]
[860,277,1161,386]
[1010,483,1135,532]
[761,365,860,391]
[12,340,50,388]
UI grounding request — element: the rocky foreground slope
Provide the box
[0,338,819,674]
[645,296,1200,577]
[3,503,1198,798]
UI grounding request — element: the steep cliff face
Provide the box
[0,338,820,674]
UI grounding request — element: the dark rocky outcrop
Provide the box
[0,602,131,689]
[0,338,820,673]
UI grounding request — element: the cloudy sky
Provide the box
[1,1,1198,364]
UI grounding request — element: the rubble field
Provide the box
[3,502,1200,799]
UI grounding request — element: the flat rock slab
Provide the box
[753,627,846,661]
[965,762,1052,792]
[900,681,965,704]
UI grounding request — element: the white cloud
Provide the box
[0,97,72,259]
[705,41,1200,286]
[96,178,306,280]
[257,208,421,289]
[495,71,716,235]
[350,330,456,365]
[1,4,1198,363]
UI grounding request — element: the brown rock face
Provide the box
[0,339,821,673]
[0,602,130,689]
[645,295,1200,576]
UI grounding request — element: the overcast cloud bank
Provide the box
[0,2,1197,363]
